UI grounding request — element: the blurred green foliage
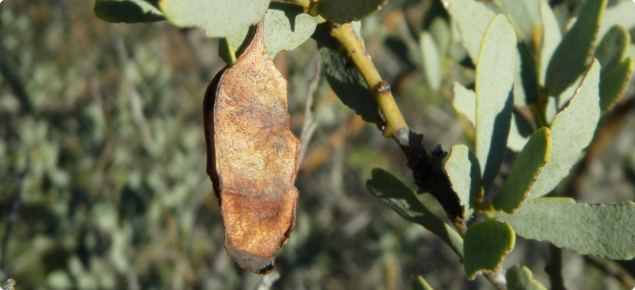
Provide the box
[0,0,635,289]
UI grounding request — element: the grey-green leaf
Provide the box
[420,31,442,91]
[444,145,481,220]
[95,0,165,23]
[528,60,601,199]
[506,265,547,290]
[594,25,633,113]
[444,0,536,107]
[538,1,562,86]
[366,168,464,258]
[411,276,434,290]
[314,24,378,122]
[429,17,452,59]
[475,15,516,192]
[495,197,635,260]
[316,0,388,23]
[225,3,319,60]
[264,3,318,58]
[497,0,541,40]
[600,57,633,112]
[452,82,476,126]
[493,127,551,213]
[464,219,515,280]
[545,0,607,96]
[158,0,269,38]
[555,74,584,112]
[595,25,630,75]
[443,0,496,62]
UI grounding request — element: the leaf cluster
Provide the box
[369,0,635,287]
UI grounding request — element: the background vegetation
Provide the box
[1,0,635,289]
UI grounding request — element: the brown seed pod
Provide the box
[203,19,301,274]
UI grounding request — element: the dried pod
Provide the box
[203,19,301,274]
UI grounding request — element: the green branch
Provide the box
[329,23,409,140]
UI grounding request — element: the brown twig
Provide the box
[300,115,367,174]
[115,34,155,156]
[299,57,321,165]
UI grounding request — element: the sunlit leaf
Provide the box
[506,265,547,290]
[556,74,584,113]
[445,0,538,109]
[443,0,496,62]
[496,198,635,260]
[366,168,464,258]
[316,0,388,23]
[95,0,165,23]
[158,0,269,38]
[497,0,541,40]
[444,145,481,220]
[262,3,318,58]
[224,3,318,61]
[445,0,538,107]
[452,82,476,126]
[420,32,442,91]
[428,17,452,59]
[528,60,601,199]
[475,15,516,192]
[545,0,607,96]
[464,219,515,280]
[493,127,551,213]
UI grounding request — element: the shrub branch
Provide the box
[329,23,408,139]
[328,22,466,233]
